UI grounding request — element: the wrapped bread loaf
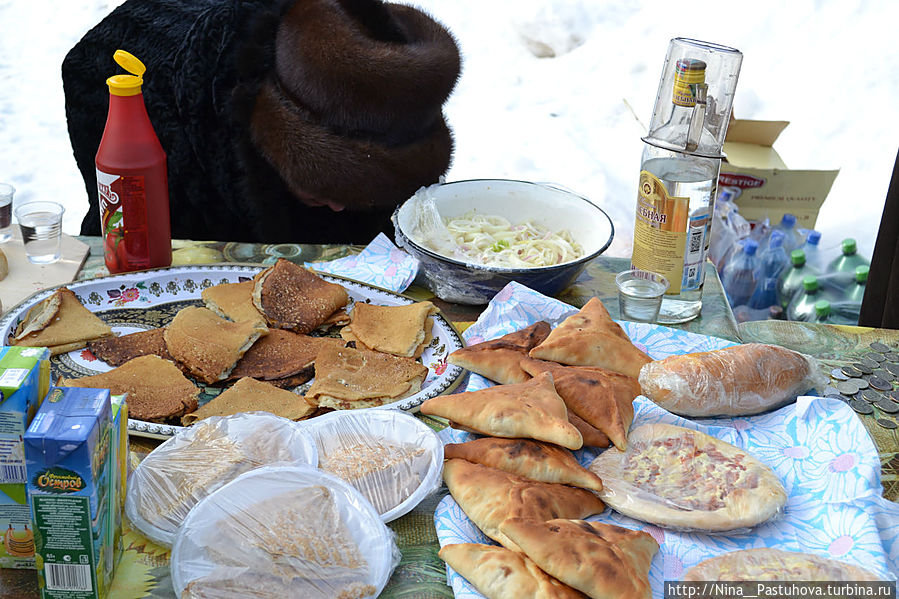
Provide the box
[638,343,828,417]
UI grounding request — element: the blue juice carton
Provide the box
[0,345,51,569]
[25,387,113,598]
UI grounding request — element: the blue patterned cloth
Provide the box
[434,282,899,597]
[305,233,419,292]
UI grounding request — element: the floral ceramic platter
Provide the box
[0,265,465,439]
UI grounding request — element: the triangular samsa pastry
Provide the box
[12,287,113,354]
[420,372,583,450]
[202,280,267,327]
[447,321,551,384]
[252,258,349,334]
[528,297,651,379]
[340,301,437,358]
[500,518,658,599]
[568,412,611,448]
[443,459,605,551]
[439,543,589,599]
[521,358,637,450]
[444,438,603,491]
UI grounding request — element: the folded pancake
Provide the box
[61,355,199,422]
[252,258,349,334]
[448,321,551,384]
[500,518,658,599]
[305,344,428,410]
[444,438,603,491]
[227,329,344,381]
[340,301,437,358]
[182,377,316,425]
[521,358,638,450]
[202,280,266,326]
[438,543,588,599]
[420,372,583,450]
[164,306,267,384]
[568,412,611,448]
[529,297,652,379]
[11,287,113,354]
[87,327,172,367]
[443,459,605,551]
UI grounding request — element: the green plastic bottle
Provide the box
[813,299,832,323]
[787,275,823,321]
[846,264,869,304]
[826,238,869,275]
[778,249,818,308]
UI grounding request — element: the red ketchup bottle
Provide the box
[95,50,172,273]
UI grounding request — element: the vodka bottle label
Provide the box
[632,170,689,294]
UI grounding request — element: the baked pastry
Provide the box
[500,518,658,599]
[87,327,172,366]
[61,355,199,422]
[443,458,605,551]
[682,548,882,582]
[529,297,651,378]
[340,301,437,358]
[201,280,267,327]
[252,258,349,334]
[164,306,267,384]
[638,343,828,417]
[305,344,428,410]
[568,412,611,448]
[11,287,113,354]
[226,329,344,382]
[444,438,603,491]
[521,358,638,450]
[182,377,316,425]
[438,543,588,599]
[447,321,552,384]
[420,372,583,450]
[589,423,787,531]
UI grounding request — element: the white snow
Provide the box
[2,0,897,262]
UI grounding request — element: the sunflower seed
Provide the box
[870,342,890,352]
[850,399,874,414]
[831,368,850,381]
[868,375,892,391]
[841,365,863,378]
[876,399,899,414]
[877,419,897,429]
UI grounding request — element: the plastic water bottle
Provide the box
[778,249,818,308]
[827,238,870,276]
[813,300,833,324]
[748,277,779,310]
[772,213,805,253]
[846,265,868,304]
[756,231,789,282]
[802,230,826,272]
[721,239,759,308]
[787,275,824,321]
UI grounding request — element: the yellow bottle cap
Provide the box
[106,50,146,96]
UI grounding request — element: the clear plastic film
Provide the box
[125,412,317,547]
[305,410,444,522]
[637,343,829,417]
[588,423,787,533]
[683,547,886,582]
[171,465,400,599]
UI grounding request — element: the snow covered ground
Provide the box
[1,0,897,262]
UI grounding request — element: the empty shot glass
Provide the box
[16,201,65,264]
[616,269,670,323]
[0,183,14,243]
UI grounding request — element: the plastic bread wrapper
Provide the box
[637,345,830,418]
[589,424,787,534]
[171,465,400,599]
[125,411,318,547]
[304,409,444,522]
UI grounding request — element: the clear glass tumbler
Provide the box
[15,201,65,264]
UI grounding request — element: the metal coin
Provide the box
[854,378,870,390]
[849,399,874,415]
[877,399,899,414]
[870,342,890,352]
[830,368,850,381]
[853,362,874,375]
[885,352,899,361]
[866,352,887,363]
[877,419,898,429]
[841,365,863,378]
[835,380,860,396]
[868,375,892,391]
[873,368,895,382]
[859,357,881,370]
[885,363,899,377]
[860,389,882,403]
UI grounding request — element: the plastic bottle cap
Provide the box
[742,239,758,256]
[106,50,146,97]
[807,230,821,245]
[842,238,857,255]
[802,275,818,292]
[791,249,806,266]
[856,264,869,283]
[814,299,831,317]
[780,213,797,228]
[768,230,785,248]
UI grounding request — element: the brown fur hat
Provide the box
[249,0,461,211]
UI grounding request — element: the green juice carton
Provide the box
[25,387,112,598]
[0,346,51,569]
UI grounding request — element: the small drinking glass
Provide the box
[0,183,14,243]
[616,269,670,323]
[15,201,65,264]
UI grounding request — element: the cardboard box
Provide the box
[0,346,51,569]
[719,118,839,229]
[106,395,127,579]
[25,387,113,598]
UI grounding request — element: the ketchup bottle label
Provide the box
[97,168,150,273]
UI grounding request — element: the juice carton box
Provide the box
[25,387,113,599]
[0,346,51,569]
[106,394,127,576]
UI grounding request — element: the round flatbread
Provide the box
[683,548,882,582]
[588,423,786,531]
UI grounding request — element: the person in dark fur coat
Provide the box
[63,0,460,244]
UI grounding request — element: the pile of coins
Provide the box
[824,342,899,430]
